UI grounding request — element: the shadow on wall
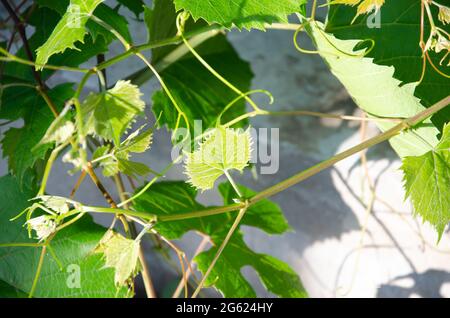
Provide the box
[241,95,399,251]
[377,270,450,298]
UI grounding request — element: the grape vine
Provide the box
[0,0,449,298]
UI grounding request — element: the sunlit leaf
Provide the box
[95,231,141,286]
[185,127,252,191]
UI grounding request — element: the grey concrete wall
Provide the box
[2,2,450,298]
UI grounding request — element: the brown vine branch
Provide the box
[1,0,58,117]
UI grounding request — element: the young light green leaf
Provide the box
[132,181,307,297]
[36,195,71,214]
[93,145,119,177]
[95,231,141,286]
[40,120,74,146]
[185,127,252,191]
[35,0,104,70]
[117,159,153,179]
[174,0,306,30]
[81,80,145,145]
[401,124,450,241]
[37,0,131,44]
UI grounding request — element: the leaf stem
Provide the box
[28,245,46,298]
[192,207,248,298]
[158,95,450,222]
[224,170,243,198]
[264,110,402,123]
[179,24,263,113]
[96,24,222,72]
[38,140,71,196]
[250,95,450,203]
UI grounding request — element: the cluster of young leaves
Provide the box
[0,175,127,297]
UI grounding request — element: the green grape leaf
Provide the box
[117,0,144,17]
[196,233,307,298]
[401,123,450,240]
[0,85,38,120]
[185,127,252,191]
[35,0,104,70]
[132,181,306,297]
[116,159,153,179]
[0,280,28,298]
[326,0,450,130]
[173,0,306,30]
[144,0,179,64]
[1,84,74,184]
[87,3,132,44]
[81,80,145,145]
[0,175,128,297]
[152,34,253,134]
[309,22,440,158]
[95,231,141,286]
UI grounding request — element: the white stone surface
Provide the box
[1,3,450,298]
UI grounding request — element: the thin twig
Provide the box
[192,207,248,298]
[172,235,210,298]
